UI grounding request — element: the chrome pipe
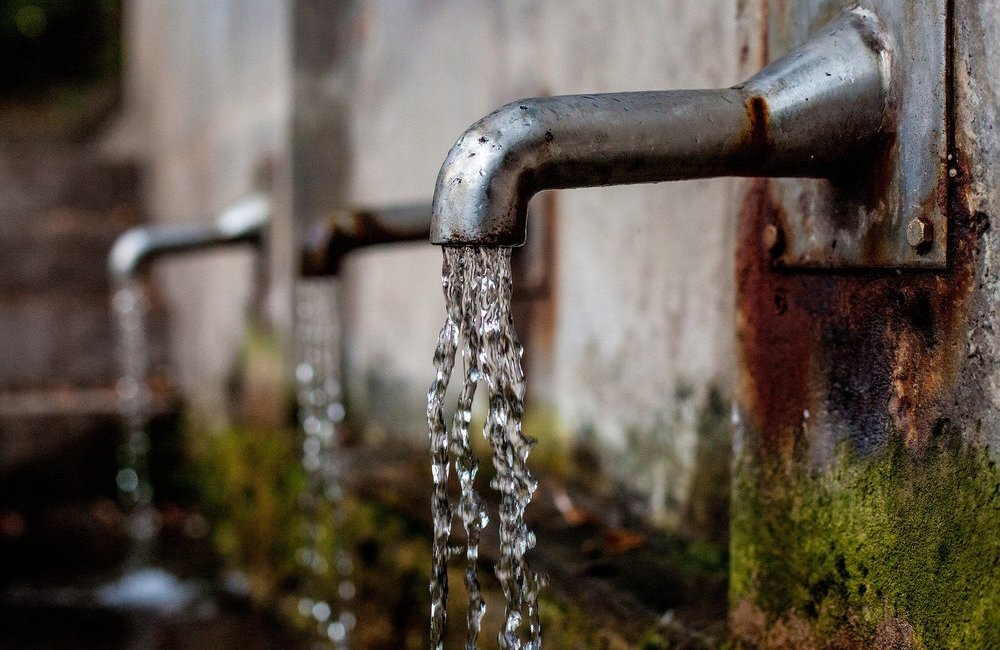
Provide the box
[108,193,270,281]
[430,9,889,246]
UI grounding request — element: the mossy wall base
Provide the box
[730,436,1000,648]
[731,1,1000,640]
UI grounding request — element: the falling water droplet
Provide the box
[312,600,332,622]
[116,468,139,493]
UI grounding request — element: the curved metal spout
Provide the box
[300,202,433,276]
[109,193,270,282]
[431,8,890,246]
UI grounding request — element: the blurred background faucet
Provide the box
[299,202,432,277]
[109,193,270,283]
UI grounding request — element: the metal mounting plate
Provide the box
[767,0,948,269]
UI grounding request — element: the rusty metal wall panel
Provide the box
[730,1,1000,644]
[766,0,949,268]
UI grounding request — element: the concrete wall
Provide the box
[111,0,291,425]
[114,1,1000,640]
[108,0,737,532]
[333,0,739,530]
[121,0,740,532]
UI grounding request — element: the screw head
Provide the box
[762,224,784,256]
[906,218,933,248]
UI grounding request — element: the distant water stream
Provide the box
[428,247,541,649]
[107,280,199,612]
[294,279,356,648]
[111,279,158,565]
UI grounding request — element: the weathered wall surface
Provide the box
[336,0,739,533]
[114,0,738,535]
[112,0,291,424]
[730,1,1000,646]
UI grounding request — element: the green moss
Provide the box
[522,406,573,477]
[731,433,1000,647]
[535,595,635,649]
[191,423,306,602]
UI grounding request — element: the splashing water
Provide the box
[428,247,541,649]
[294,279,356,648]
[111,279,158,564]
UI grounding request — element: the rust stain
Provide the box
[737,180,817,459]
[300,212,357,276]
[737,156,979,460]
[739,95,771,169]
[856,133,897,215]
[746,96,769,145]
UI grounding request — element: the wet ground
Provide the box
[346,446,729,647]
[1,442,727,648]
[0,482,290,648]
[1,585,291,649]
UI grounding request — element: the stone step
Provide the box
[0,294,120,389]
[0,159,143,291]
[0,387,180,495]
[0,148,142,231]
[0,207,140,293]
[0,142,183,517]
[0,408,122,502]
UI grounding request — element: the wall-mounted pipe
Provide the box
[300,202,433,276]
[108,193,270,282]
[430,9,889,247]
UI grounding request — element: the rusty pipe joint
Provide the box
[109,194,270,282]
[300,202,433,276]
[430,8,890,246]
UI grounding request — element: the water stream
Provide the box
[294,278,356,648]
[105,280,198,611]
[428,247,541,649]
[110,279,158,566]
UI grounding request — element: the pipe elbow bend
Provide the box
[431,99,554,246]
[108,228,154,282]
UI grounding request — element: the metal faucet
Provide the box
[430,9,890,247]
[108,193,270,282]
[300,202,432,276]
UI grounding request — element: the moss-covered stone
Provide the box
[730,433,1000,648]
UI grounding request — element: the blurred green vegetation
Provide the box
[190,423,306,604]
[183,413,730,646]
